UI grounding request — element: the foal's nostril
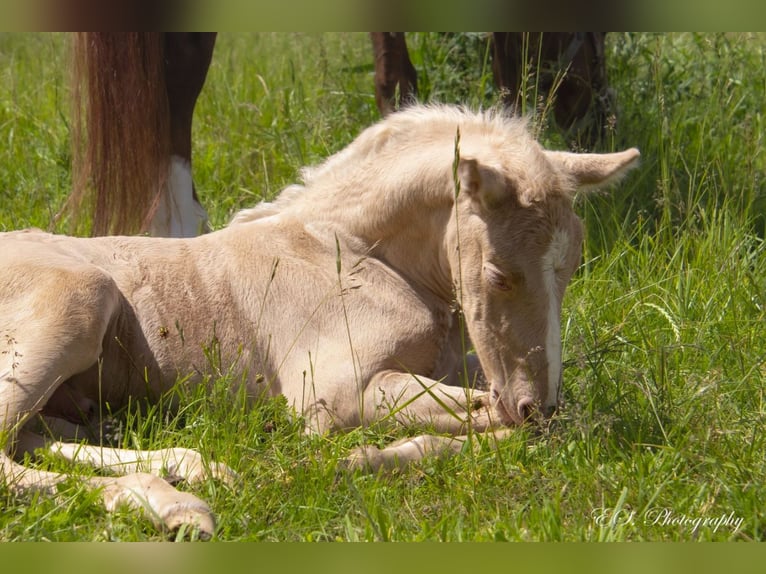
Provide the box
[517,397,535,422]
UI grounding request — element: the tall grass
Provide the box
[0,32,764,541]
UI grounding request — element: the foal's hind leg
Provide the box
[0,266,216,538]
[2,448,216,538]
[45,442,238,486]
[0,266,120,454]
[11,430,219,537]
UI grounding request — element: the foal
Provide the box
[2,105,638,537]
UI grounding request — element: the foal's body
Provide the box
[3,221,472,434]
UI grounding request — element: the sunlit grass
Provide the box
[0,32,764,541]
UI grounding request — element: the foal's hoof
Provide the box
[163,448,239,487]
[340,445,386,473]
[103,473,217,540]
[160,495,217,541]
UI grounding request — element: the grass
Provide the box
[0,32,764,541]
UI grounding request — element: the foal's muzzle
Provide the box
[517,398,557,422]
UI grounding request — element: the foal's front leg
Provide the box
[342,370,499,470]
[360,369,492,433]
[343,428,516,473]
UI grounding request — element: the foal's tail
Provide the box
[66,33,171,236]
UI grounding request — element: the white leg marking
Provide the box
[542,228,568,408]
[149,156,210,237]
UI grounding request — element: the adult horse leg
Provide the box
[556,32,611,145]
[491,32,611,147]
[370,32,418,116]
[150,32,217,237]
[491,32,524,109]
[70,33,216,237]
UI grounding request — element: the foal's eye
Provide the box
[484,263,512,291]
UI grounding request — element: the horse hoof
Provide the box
[163,448,239,487]
[340,445,384,473]
[160,497,216,540]
[103,473,217,540]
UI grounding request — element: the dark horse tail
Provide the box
[67,33,171,236]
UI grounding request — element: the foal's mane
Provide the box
[231,105,553,226]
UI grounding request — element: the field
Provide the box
[0,33,764,541]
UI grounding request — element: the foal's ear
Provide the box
[545,148,640,189]
[457,157,506,208]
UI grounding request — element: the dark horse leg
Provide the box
[69,33,217,237]
[492,32,611,147]
[370,32,418,117]
[370,33,611,147]
[158,32,218,237]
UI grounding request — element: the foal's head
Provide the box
[449,134,639,425]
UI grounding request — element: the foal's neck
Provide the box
[294,159,458,302]
[353,192,456,304]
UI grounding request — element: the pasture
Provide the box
[0,32,764,541]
